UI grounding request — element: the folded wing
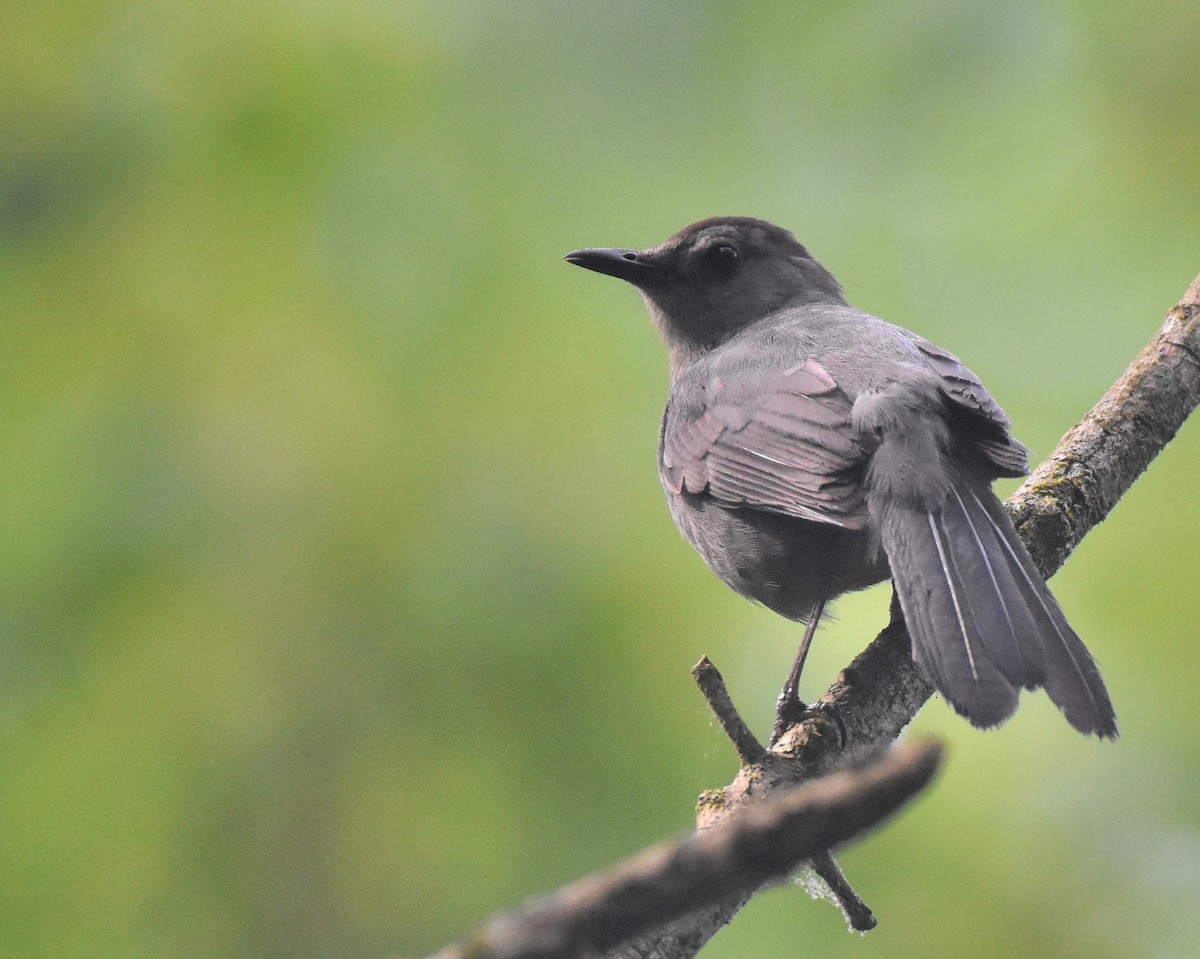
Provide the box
[660,358,871,529]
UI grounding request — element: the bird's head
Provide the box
[566,217,846,362]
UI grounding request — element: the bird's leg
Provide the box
[770,597,827,747]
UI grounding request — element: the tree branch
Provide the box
[691,657,769,766]
[690,658,875,932]
[428,741,943,959]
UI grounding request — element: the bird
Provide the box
[565,216,1117,740]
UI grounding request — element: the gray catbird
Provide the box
[566,216,1117,739]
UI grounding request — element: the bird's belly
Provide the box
[669,493,890,621]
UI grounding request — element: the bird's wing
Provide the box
[660,358,871,529]
[908,335,1031,477]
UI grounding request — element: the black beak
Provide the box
[564,247,660,287]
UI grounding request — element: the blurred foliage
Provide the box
[1,2,1198,957]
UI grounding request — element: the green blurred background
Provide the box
[2,2,1198,957]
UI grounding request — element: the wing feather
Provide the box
[908,335,1031,477]
[661,358,870,528]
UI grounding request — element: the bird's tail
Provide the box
[878,479,1117,737]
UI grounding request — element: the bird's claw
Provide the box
[771,697,846,750]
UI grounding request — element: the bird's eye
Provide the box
[700,243,740,279]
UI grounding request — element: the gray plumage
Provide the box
[566,217,1116,737]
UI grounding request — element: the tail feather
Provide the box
[881,480,1117,737]
[940,490,1045,688]
[888,503,1019,727]
[968,489,1117,737]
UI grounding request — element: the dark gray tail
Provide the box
[880,480,1117,737]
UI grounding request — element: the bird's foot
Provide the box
[770,696,846,750]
